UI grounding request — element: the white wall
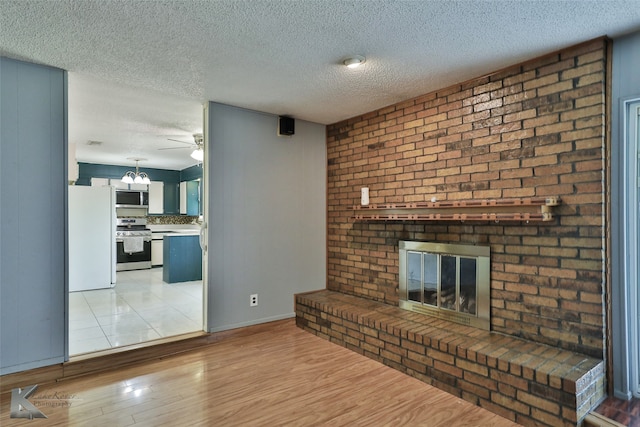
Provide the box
[206,103,326,331]
[0,57,67,374]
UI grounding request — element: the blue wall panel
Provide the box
[0,57,67,374]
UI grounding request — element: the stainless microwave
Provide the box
[115,190,149,207]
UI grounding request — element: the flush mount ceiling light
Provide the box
[343,55,366,68]
[121,158,151,184]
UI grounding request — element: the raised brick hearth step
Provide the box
[295,290,605,427]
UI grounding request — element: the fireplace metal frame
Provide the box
[399,241,491,330]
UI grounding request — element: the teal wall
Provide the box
[77,162,203,215]
[181,164,203,182]
[77,162,182,185]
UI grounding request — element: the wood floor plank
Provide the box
[0,319,520,426]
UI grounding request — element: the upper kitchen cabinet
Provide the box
[129,183,148,191]
[91,177,109,187]
[180,180,200,216]
[109,178,129,190]
[148,181,164,214]
[69,142,79,183]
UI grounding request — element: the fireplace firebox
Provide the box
[399,241,490,330]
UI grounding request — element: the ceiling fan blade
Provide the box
[167,138,195,146]
[158,146,191,151]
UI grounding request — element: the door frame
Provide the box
[626,99,640,397]
[65,105,209,359]
[613,97,640,399]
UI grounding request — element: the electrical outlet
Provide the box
[250,294,258,307]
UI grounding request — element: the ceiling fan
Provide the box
[158,133,204,161]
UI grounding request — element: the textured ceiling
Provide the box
[2,1,640,170]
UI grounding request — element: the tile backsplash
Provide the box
[147,215,200,225]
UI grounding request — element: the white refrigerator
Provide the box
[69,185,116,291]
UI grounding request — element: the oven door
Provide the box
[116,238,152,271]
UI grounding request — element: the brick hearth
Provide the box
[296,290,605,426]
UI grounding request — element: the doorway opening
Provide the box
[67,74,207,357]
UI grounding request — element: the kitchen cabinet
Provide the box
[91,177,109,187]
[179,182,187,214]
[109,179,129,190]
[148,181,164,214]
[69,142,79,182]
[163,234,202,283]
[151,236,163,266]
[129,183,149,191]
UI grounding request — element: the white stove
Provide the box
[115,217,152,271]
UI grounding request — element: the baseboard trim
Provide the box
[209,312,295,333]
[0,319,293,395]
[583,412,627,427]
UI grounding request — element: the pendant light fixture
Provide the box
[121,158,151,184]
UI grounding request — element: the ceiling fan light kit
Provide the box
[159,133,203,163]
[190,147,204,161]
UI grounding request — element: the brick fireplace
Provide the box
[326,38,606,360]
[303,37,609,426]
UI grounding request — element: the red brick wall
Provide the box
[326,39,607,358]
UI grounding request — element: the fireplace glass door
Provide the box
[406,251,478,314]
[407,251,422,303]
[459,257,477,315]
[399,241,490,330]
[407,251,439,305]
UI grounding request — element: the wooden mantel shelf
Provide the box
[352,196,561,222]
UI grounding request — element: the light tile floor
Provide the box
[69,267,203,356]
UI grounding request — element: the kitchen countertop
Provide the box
[147,224,200,232]
[149,224,201,238]
[159,230,200,236]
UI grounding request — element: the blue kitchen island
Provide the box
[162,233,202,283]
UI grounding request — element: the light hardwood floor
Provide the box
[0,319,519,426]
